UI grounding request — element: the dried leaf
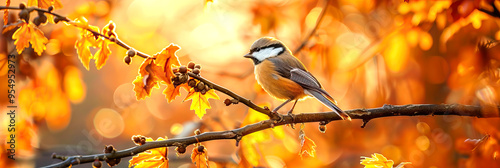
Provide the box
[184,89,220,119]
[360,153,394,168]
[299,129,317,159]
[153,44,181,84]
[12,22,49,55]
[133,58,160,100]
[74,17,99,70]
[191,145,209,168]
[129,137,169,168]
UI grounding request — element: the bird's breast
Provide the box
[254,60,306,100]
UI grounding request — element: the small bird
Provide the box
[244,37,350,120]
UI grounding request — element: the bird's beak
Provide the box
[244,53,253,58]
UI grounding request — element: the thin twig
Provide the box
[293,0,330,54]
[187,72,281,120]
[42,104,498,168]
[0,6,152,59]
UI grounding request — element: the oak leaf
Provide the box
[191,145,209,168]
[74,17,99,70]
[299,130,317,159]
[129,137,169,168]
[12,22,49,55]
[184,89,219,119]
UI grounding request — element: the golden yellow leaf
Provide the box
[93,21,115,69]
[183,89,220,119]
[163,83,189,103]
[153,44,181,84]
[94,39,111,70]
[360,153,394,168]
[129,137,169,168]
[299,130,317,159]
[74,17,99,70]
[191,145,209,168]
[12,22,49,55]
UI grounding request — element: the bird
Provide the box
[243,37,351,120]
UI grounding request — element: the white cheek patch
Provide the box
[253,47,283,61]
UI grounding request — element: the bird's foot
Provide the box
[286,112,296,129]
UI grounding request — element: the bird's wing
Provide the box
[289,68,325,95]
[290,68,351,120]
[267,56,307,79]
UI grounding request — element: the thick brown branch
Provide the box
[42,104,499,168]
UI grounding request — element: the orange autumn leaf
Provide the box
[299,130,317,159]
[129,137,169,168]
[133,58,161,100]
[12,22,49,55]
[94,21,115,69]
[153,44,181,84]
[74,17,99,70]
[94,39,111,69]
[163,83,189,103]
[27,0,63,9]
[3,0,10,26]
[191,145,209,168]
[184,89,220,119]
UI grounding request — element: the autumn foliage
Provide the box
[2,0,500,168]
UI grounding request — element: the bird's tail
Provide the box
[307,89,351,121]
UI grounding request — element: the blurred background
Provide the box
[2,0,500,167]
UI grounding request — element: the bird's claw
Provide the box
[286,112,296,129]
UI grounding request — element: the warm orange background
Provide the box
[1,0,500,167]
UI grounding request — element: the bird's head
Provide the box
[244,37,290,65]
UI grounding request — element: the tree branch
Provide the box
[477,1,500,19]
[0,5,152,59]
[187,72,282,120]
[43,104,499,168]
